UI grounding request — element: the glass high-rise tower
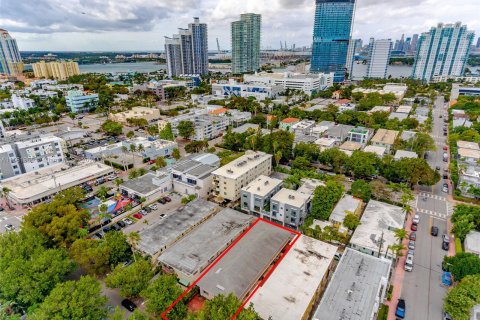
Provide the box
[231,13,261,74]
[165,18,208,78]
[412,22,474,82]
[0,29,23,76]
[311,0,356,83]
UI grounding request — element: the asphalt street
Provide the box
[402,96,451,320]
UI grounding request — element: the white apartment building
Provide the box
[14,136,67,173]
[212,79,282,100]
[212,151,273,202]
[11,94,35,110]
[240,175,283,217]
[0,144,22,180]
[366,39,392,79]
[170,113,230,141]
[243,72,334,95]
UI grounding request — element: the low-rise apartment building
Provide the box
[170,113,230,141]
[348,127,375,146]
[241,175,283,217]
[212,151,273,202]
[212,79,282,100]
[65,90,99,113]
[243,72,334,95]
[109,107,161,124]
[370,129,399,153]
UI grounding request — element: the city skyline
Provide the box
[0,0,479,51]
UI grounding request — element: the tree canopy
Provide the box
[177,120,195,139]
[310,181,344,220]
[105,259,153,298]
[101,120,123,136]
[188,293,260,320]
[141,274,187,319]
[444,275,480,320]
[443,253,480,282]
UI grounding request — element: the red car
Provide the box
[411,223,418,231]
[164,196,171,202]
[132,213,143,219]
[443,146,448,151]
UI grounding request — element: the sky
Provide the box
[0,0,479,51]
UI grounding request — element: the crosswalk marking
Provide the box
[447,203,455,216]
[416,208,447,219]
[419,192,447,201]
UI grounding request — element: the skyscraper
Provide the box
[311,0,356,83]
[412,22,474,82]
[410,34,419,53]
[476,37,480,49]
[345,38,362,80]
[165,17,208,78]
[366,39,392,79]
[0,29,23,76]
[231,13,261,74]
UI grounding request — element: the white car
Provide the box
[412,214,420,224]
[5,224,15,231]
[122,218,133,225]
[149,204,158,210]
[404,254,414,272]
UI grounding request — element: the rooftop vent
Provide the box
[288,194,295,199]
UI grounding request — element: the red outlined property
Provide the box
[161,218,300,320]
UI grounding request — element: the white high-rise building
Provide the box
[366,39,392,79]
[412,22,474,82]
[165,17,208,77]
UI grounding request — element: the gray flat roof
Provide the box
[187,163,217,179]
[197,220,295,300]
[158,209,254,277]
[137,199,219,256]
[330,194,362,223]
[313,248,392,320]
[121,173,163,195]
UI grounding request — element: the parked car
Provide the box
[117,221,126,228]
[411,223,418,231]
[132,213,143,219]
[103,226,113,233]
[409,232,416,241]
[95,232,104,239]
[442,234,449,243]
[111,224,121,231]
[404,254,414,272]
[149,204,158,210]
[163,196,171,202]
[122,218,133,225]
[443,173,448,179]
[408,240,416,250]
[412,214,420,224]
[0,206,4,212]
[158,198,167,204]
[395,299,406,319]
[443,311,453,320]
[435,166,440,171]
[143,207,152,213]
[431,226,439,236]
[442,241,449,251]
[407,249,415,256]
[442,234,449,251]
[5,224,15,231]
[442,184,449,193]
[443,146,448,151]
[159,213,166,219]
[139,209,147,215]
[121,299,137,312]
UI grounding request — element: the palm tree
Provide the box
[1,187,12,210]
[394,228,408,242]
[121,145,129,171]
[97,186,109,201]
[127,232,140,262]
[114,178,124,191]
[129,144,137,166]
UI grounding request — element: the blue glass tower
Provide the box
[311,0,356,82]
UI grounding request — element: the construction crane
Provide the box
[216,38,221,53]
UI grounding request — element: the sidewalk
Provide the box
[386,211,413,320]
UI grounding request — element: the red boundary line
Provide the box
[161,217,300,320]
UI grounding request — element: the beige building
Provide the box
[109,107,161,124]
[212,151,273,202]
[370,129,399,153]
[32,61,80,80]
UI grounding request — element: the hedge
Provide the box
[104,160,133,171]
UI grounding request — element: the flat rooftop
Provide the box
[271,188,310,208]
[212,151,272,180]
[297,178,325,196]
[340,141,363,151]
[394,150,418,160]
[232,123,259,134]
[396,105,412,113]
[457,140,480,150]
[330,195,362,223]
[137,199,219,256]
[350,200,406,255]
[3,161,113,203]
[121,173,169,195]
[363,145,386,157]
[241,175,283,197]
[313,248,391,320]
[371,129,399,145]
[197,220,295,300]
[249,235,337,320]
[158,208,253,277]
[458,148,480,159]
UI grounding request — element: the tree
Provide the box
[452,217,475,241]
[443,253,480,282]
[127,232,141,262]
[291,156,311,171]
[114,178,124,190]
[105,259,153,298]
[0,229,75,310]
[407,132,436,157]
[141,274,187,319]
[318,148,349,173]
[0,187,12,209]
[97,186,109,200]
[172,148,181,160]
[101,120,123,136]
[126,131,135,139]
[155,156,167,168]
[310,181,344,220]
[147,125,159,136]
[22,188,89,248]
[350,179,372,201]
[394,228,408,242]
[177,120,195,140]
[347,151,380,178]
[444,275,480,320]
[189,293,260,320]
[31,276,108,320]
[70,238,111,275]
[343,212,361,230]
[159,123,175,141]
[104,231,132,267]
[294,142,320,161]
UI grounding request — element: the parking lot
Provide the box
[89,192,183,239]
